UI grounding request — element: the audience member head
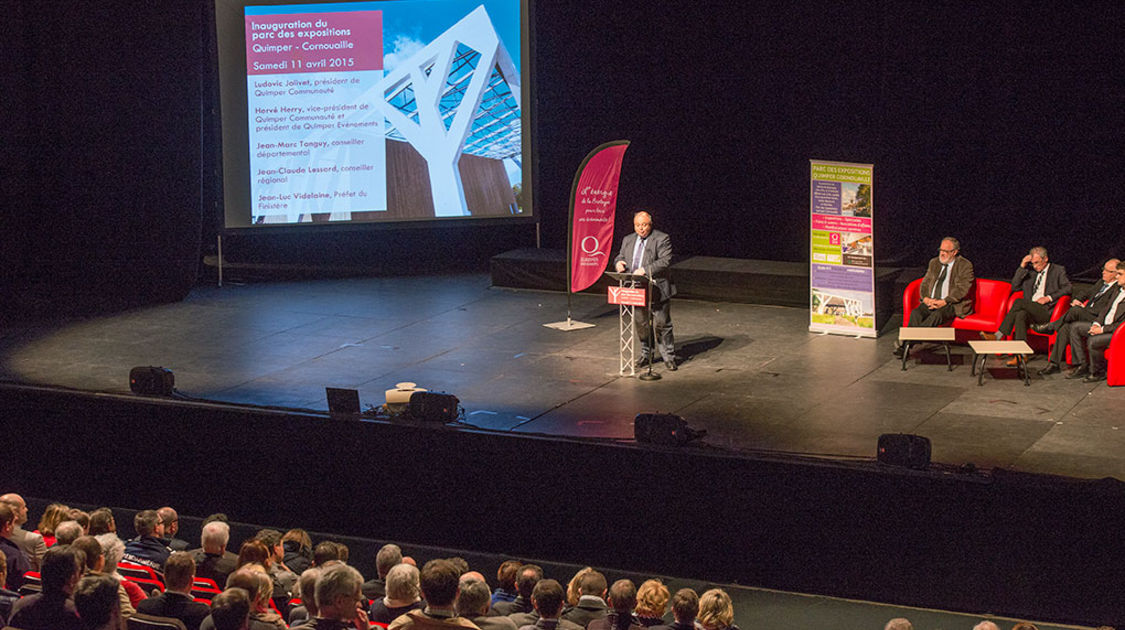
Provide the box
[165,551,197,592]
[446,556,470,576]
[385,562,421,603]
[0,494,30,527]
[497,560,521,594]
[576,570,606,600]
[420,558,462,608]
[227,565,272,613]
[237,540,271,569]
[608,579,637,614]
[42,544,86,595]
[210,587,252,630]
[972,623,1000,630]
[376,543,403,579]
[157,507,180,538]
[636,579,670,619]
[696,589,733,630]
[670,588,699,624]
[254,528,285,561]
[203,513,230,526]
[88,508,116,536]
[74,573,121,630]
[315,562,365,621]
[95,533,125,571]
[314,541,341,566]
[531,578,565,619]
[73,535,106,573]
[68,509,91,533]
[133,509,163,539]
[1010,624,1039,630]
[295,568,322,617]
[282,528,312,554]
[37,503,70,536]
[0,504,16,538]
[456,576,492,617]
[884,618,912,630]
[566,567,592,606]
[516,563,544,599]
[336,542,350,563]
[202,520,231,554]
[55,520,83,545]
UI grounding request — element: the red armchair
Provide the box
[1108,324,1125,386]
[1006,291,1072,356]
[902,278,1013,341]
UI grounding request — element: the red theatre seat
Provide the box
[902,278,1013,340]
[1007,290,1072,356]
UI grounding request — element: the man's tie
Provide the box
[932,264,948,299]
[1095,282,1111,299]
[1033,270,1044,296]
[631,237,645,272]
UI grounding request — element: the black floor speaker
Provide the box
[877,433,932,469]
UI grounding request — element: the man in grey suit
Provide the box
[614,210,677,370]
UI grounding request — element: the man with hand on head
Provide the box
[614,210,677,371]
[981,246,1071,365]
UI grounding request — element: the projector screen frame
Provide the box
[211,0,538,233]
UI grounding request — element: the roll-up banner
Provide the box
[809,160,876,338]
[569,141,630,293]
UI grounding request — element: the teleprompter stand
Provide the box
[604,271,660,381]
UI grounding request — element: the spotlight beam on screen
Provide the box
[213,0,532,228]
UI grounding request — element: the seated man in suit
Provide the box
[981,246,1072,365]
[1037,257,1120,375]
[137,551,212,630]
[1067,260,1125,382]
[895,236,974,357]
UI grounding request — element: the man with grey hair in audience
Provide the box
[287,567,322,628]
[54,520,83,546]
[73,534,136,619]
[883,618,912,630]
[192,520,239,588]
[314,562,370,629]
[363,542,403,600]
[369,562,423,623]
[0,493,47,571]
[458,576,516,630]
[972,622,1000,630]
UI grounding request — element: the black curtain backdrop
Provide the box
[3,0,1122,315]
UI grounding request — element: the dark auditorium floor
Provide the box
[2,272,1125,482]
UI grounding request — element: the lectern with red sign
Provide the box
[604,271,658,379]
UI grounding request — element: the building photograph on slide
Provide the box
[216,0,527,227]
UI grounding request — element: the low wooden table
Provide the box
[898,327,956,371]
[968,340,1034,386]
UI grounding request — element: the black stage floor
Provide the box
[3,272,1124,481]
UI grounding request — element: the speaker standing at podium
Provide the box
[614,210,677,370]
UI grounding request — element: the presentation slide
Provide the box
[215,0,529,228]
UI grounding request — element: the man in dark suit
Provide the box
[561,570,608,628]
[1066,260,1125,382]
[982,246,1072,345]
[191,520,239,588]
[895,236,975,357]
[492,564,541,616]
[1036,257,1120,375]
[137,551,211,630]
[614,210,677,370]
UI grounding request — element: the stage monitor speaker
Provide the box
[408,391,460,423]
[129,366,174,395]
[877,433,931,469]
[635,413,706,446]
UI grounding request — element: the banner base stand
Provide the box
[544,318,596,331]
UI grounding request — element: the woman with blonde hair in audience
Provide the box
[228,564,287,629]
[634,579,670,626]
[280,529,314,575]
[566,567,595,607]
[36,502,70,547]
[696,589,739,630]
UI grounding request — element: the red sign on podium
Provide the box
[608,285,646,307]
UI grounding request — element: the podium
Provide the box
[604,271,659,380]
